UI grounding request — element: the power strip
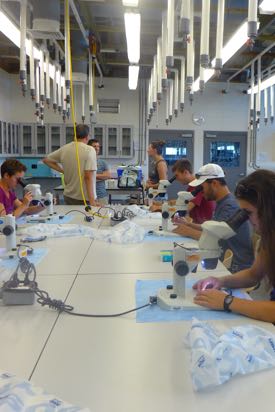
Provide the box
[2,286,35,305]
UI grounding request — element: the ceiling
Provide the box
[0,0,275,84]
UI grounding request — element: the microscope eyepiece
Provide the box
[226,209,249,232]
[168,175,176,184]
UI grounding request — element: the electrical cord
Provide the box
[64,209,94,222]
[2,256,156,317]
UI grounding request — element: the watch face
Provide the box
[224,295,234,311]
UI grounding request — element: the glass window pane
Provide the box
[210,141,240,167]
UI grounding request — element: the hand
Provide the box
[149,201,162,212]
[172,224,193,237]
[22,191,33,207]
[90,200,101,207]
[192,276,223,292]
[172,215,188,225]
[194,289,227,311]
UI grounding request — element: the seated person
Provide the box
[0,159,45,218]
[173,163,254,273]
[193,169,275,323]
[171,159,215,223]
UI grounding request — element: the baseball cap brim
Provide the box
[189,176,208,187]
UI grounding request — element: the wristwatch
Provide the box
[223,295,234,312]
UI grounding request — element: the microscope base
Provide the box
[157,286,207,311]
[0,249,18,260]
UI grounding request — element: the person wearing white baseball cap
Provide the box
[173,163,254,273]
[188,163,225,187]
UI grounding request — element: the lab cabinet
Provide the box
[20,124,48,156]
[65,125,75,144]
[49,124,63,152]
[92,124,133,158]
[20,123,35,155]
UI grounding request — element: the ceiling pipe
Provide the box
[45,48,51,107]
[186,0,194,90]
[199,66,205,91]
[200,0,211,68]
[57,66,62,115]
[270,84,274,123]
[161,12,168,89]
[152,55,157,110]
[157,37,162,101]
[165,85,169,125]
[215,0,225,71]
[52,64,57,113]
[19,0,27,96]
[62,83,66,123]
[248,0,258,43]
[29,35,35,100]
[171,69,179,117]
[169,80,174,122]
[89,53,96,124]
[39,49,45,125]
[264,87,268,125]
[166,0,175,69]
[179,0,190,39]
[35,60,40,123]
[64,0,71,119]
[256,57,261,127]
[81,83,85,123]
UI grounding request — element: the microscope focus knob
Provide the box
[2,225,14,236]
[174,261,189,277]
[162,211,169,219]
[43,200,51,206]
[148,193,154,199]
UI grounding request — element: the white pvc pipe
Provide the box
[250,63,254,111]
[81,83,85,122]
[62,84,66,121]
[186,0,194,89]
[264,87,268,124]
[270,85,274,122]
[161,12,168,85]
[20,0,27,95]
[45,51,50,106]
[57,67,62,113]
[39,49,45,102]
[169,80,173,120]
[165,86,169,124]
[166,0,175,68]
[29,37,35,99]
[35,60,40,122]
[153,55,157,108]
[89,55,94,111]
[64,3,71,114]
[256,58,261,122]
[157,37,162,100]
[248,0,258,40]
[200,0,211,68]
[180,57,185,110]
[180,0,190,36]
[215,0,225,70]
[199,66,205,91]
[173,69,179,116]
[53,65,57,111]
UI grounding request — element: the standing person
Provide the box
[173,163,254,273]
[43,124,98,206]
[0,159,45,218]
[172,159,215,223]
[145,140,168,190]
[193,169,275,323]
[88,139,111,205]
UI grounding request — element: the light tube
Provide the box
[124,12,140,64]
[128,65,139,90]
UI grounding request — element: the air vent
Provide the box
[97,99,120,114]
[28,29,64,40]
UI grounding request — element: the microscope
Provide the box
[147,176,176,207]
[0,215,17,258]
[22,184,55,222]
[161,186,203,232]
[156,209,249,310]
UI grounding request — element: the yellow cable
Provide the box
[65,0,106,218]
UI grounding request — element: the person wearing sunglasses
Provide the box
[0,159,44,218]
[193,169,275,322]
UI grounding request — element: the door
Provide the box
[149,129,194,199]
[106,126,119,157]
[120,126,133,158]
[92,125,105,157]
[204,131,247,191]
[49,125,63,152]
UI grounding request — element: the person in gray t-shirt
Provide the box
[88,139,111,205]
[173,163,254,272]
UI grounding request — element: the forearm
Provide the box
[187,222,202,231]
[230,298,275,323]
[84,176,96,204]
[25,205,45,215]
[43,159,64,174]
[96,172,111,181]
[13,204,28,218]
[220,268,260,289]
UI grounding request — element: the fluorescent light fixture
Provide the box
[122,0,139,6]
[248,74,275,94]
[124,12,140,64]
[194,21,249,92]
[259,0,275,14]
[128,65,139,89]
[0,10,65,86]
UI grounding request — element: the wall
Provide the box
[1,71,275,175]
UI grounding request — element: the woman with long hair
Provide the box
[193,169,275,323]
[146,140,168,189]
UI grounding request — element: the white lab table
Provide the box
[30,273,275,412]
[0,275,74,379]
